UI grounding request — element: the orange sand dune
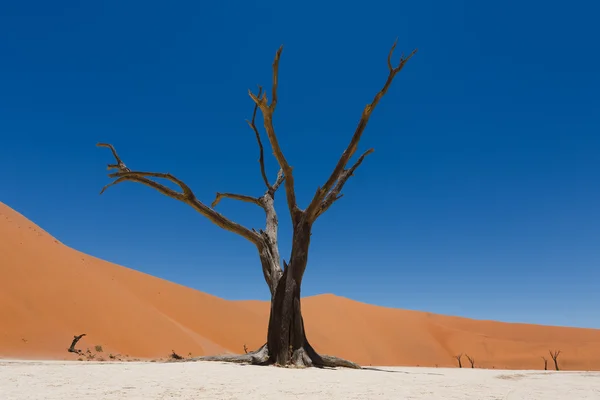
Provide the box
[1,202,599,370]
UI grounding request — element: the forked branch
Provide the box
[314,148,374,219]
[97,143,261,245]
[211,84,286,212]
[211,169,284,211]
[306,39,417,221]
[249,46,300,219]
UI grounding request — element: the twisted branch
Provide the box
[97,143,261,245]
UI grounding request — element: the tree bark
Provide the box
[262,218,360,368]
[267,218,311,365]
[256,193,283,298]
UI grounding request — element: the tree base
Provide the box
[185,343,361,369]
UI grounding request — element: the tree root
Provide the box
[187,343,270,365]
[304,341,361,369]
[312,354,361,369]
[183,343,361,369]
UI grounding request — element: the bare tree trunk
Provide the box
[192,219,359,368]
[257,193,283,298]
[68,333,86,355]
[267,219,310,366]
[265,220,359,368]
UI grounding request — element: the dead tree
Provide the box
[454,353,463,368]
[465,354,475,368]
[549,350,561,371]
[541,356,548,370]
[68,333,86,355]
[98,40,416,368]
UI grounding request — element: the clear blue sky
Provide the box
[1,1,599,328]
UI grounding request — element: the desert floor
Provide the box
[0,360,599,400]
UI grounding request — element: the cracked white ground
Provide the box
[1,360,599,399]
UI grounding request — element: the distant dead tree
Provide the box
[454,353,463,368]
[67,333,86,355]
[98,40,417,368]
[243,344,248,354]
[541,356,548,370]
[465,354,475,368]
[170,350,183,360]
[549,350,561,371]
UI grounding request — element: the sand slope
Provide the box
[1,202,599,369]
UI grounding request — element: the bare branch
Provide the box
[314,148,374,219]
[271,47,281,111]
[305,41,417,220]
[210,168,284,212]
[108,170,195,199]
[246,86,272,190]
[249,46,300,219]
[100,174,181,199]
[271,169,285,193]
[386,38,398,72]
[97,143,261,245]
[207,172,284,296]
[212,192,262,208]
[97,143,130,172]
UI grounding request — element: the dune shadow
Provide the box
[361,367,443,376]
[361,367,408,373]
